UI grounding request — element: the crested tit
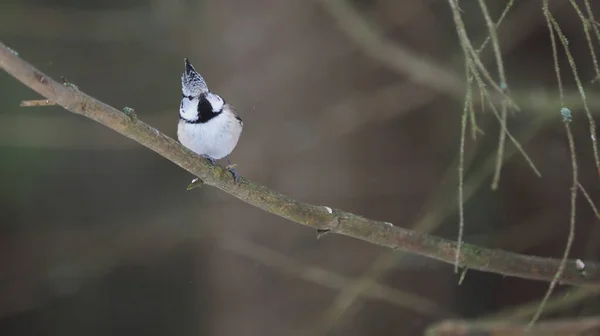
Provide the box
[178,58,243,183]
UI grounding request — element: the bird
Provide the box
[178,58,243,183]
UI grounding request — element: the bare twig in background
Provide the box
[310,0,594,173]
[321,0,571,110]
[322,0,463,96]
[470,65,542,179]
[584,0,600,82]
[308,114,548,333]
[20,99,55,107]
[475,0,515,56]
[579,181,600,275]
[453,0,535,276]
[306,4,592,315]
[455,0,530,276]
[545,5,600,180]
[529,7,581,324]
[580,183,600,220]
[427,316,600,336]
[477,0,510,191]
[447,0,516,109]
[476,0,509,81]
[528,108,577,327]
[570,0,600,82]
[447,0,543,208]
[465,0,515,140]
[306,252,405,335]
[482,287,600,322]
[219,238,447,317]
[2,42,600,286]
[491,101,509,190]
[468,88,481,140]
[455,67,471,273]
[449,0,546,200]
[0,203,446,319]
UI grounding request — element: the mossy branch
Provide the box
[1,41,600,286]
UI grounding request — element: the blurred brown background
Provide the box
[1,0,600,335]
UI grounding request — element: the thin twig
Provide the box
[317,113,538,332]
[477,0,508,88]
[1,42,599,286]
[528,108,578,327]
[20,99,55,107]
[476,0,515,55]
[484,287,600,322]
[529,6,581,324]
[584,1,600,81]
[309,253,403,335]
[571,0,600,82]
[455,62,471,273]
[451,0,540,180]
[546,8,600,180]
[580,182,600,260]
[491,100,509,190]
[322,0,463,96]
[579,183,600,219]
[469,63,542,178]
[477,0,510,190]
[468,87,481,140]
[447,0,518,110]
[219,238,446,317]
[468,0,514,142]
[455,0,519,268]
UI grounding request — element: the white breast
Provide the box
[177,107,242,160]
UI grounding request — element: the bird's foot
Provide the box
[187,177,204,190]
[225,165,239,184]
[201,155,217,165]
[224,156,239,183]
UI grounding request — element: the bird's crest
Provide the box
[182,58,208,97]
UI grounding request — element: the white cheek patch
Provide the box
[180,98,199,121]
[205,93,224,112]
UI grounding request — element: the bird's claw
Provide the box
[187,177,204,190]
[201,155,217,165]
[226,165,240,184]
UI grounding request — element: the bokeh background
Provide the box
[2,0,600,335]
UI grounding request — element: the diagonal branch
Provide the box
[1,41,599,286]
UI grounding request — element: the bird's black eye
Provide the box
[182,94,194,100]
